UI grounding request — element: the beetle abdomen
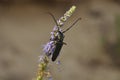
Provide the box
[52,41,63,61]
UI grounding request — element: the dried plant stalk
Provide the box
[36,5,76,80]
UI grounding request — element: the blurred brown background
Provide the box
[0,0,120,80]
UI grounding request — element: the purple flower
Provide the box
[48,76,53,80]
[53,26,58,31]
[43,41,56,56]
[38,55,44,62]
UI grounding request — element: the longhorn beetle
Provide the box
[44,13,81,61]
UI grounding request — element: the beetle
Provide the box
[43,12,81,61]
[51,30,65,61]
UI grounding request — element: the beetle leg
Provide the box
[63,42,67,45]
[56,41,66,45]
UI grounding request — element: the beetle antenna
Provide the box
[63,18,81,33]
[46,12,58,26]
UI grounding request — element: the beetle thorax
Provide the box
[57,31,64,41]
